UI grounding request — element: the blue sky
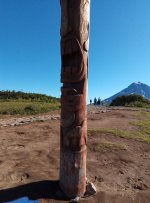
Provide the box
[0,0,150,101]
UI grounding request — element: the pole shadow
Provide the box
[0,180,69,203]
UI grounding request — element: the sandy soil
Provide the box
[0,108,150,203]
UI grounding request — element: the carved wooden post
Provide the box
[60,0,90,199]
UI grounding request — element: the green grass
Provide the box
[125,102,150,108]
[0,101,60,115]
[129,111,150,134]
[132,120,150,135]
[110,94,150,108]
[88,128,150,143]
[88,141,127,152]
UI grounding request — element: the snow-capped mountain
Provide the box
[104,82,150,104]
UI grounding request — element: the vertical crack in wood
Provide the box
[60,0,90,198]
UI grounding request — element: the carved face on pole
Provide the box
[60,0,90,198]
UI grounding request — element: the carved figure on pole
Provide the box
[60,0,90,198]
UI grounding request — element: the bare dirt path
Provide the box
[0,108,149,203]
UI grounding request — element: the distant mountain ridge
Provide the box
[104,82,150,104]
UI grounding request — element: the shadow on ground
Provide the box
[0,180,68,203]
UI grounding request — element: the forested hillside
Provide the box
[0,90,59,103]
[110,94,150,108]
[0,91,60,115]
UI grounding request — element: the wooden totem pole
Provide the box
[60,0,90,198]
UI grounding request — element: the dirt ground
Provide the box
[0,108,150,203]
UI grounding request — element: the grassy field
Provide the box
[88,128,150,143]
[88,141,127,152]
[0,101,60,115]
[88,111,150,143]
[0,91,60,115]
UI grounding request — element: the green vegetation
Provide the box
[110,94,150,108]
[88,127,150,143]
[0,90,59,102]
[88,141,126,152]
[0,101,60,115]
[130,119,150,136]
[88,110,150,144]
[0,90,60,115]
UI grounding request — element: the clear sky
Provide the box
[0,0,150,101]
